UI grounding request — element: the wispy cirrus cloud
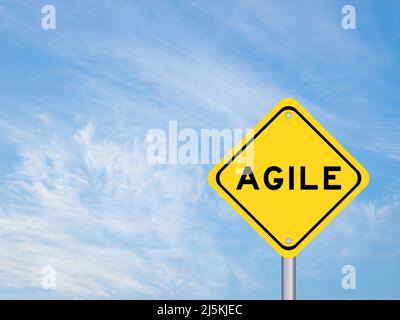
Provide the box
[0,116,257,298]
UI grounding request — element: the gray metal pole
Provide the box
[281,257,296,300]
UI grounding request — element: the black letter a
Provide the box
[237,166,259,190]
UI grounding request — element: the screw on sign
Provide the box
[208,98,369,300]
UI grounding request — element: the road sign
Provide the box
[208,98,369,258]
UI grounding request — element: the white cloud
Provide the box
[304,194,400,262]
[0,117,257,298]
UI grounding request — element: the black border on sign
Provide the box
[215,106,362,250]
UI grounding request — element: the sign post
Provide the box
[282,257,296,300]
[208,98,369,298]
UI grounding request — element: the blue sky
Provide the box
[0,0,399,299]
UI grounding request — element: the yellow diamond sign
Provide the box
[208,98,369,257]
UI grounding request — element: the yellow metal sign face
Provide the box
[208,98,369,257]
